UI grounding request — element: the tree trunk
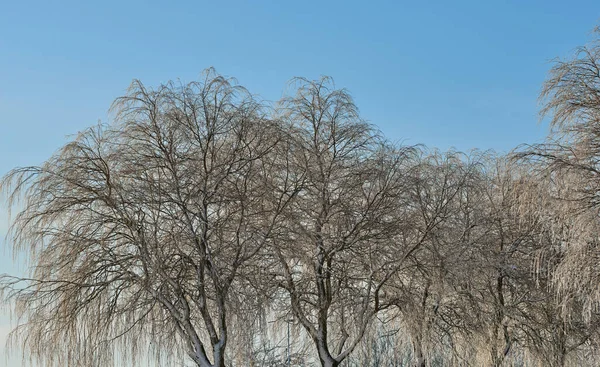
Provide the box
[413,334,426,367]
[191,355,214,367]
[316,338,340,367]
[318,355,340,367]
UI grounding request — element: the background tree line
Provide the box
[5,30,600,367]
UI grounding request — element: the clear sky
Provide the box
[1,0,599,365]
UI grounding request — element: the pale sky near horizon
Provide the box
[1,0,600,365]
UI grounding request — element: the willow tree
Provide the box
[385,150,488,367]
[268,77,417,367]
[516,27,600,321]
[0,70,287,367]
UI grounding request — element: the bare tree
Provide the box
[268,77,417,367]
[0,69,287,367]
[469,157,542,367]
[503,160,600,367]
[381,150,488,367]
[516,27,600,325]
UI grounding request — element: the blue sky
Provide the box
[1,0,599,365]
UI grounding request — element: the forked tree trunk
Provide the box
[315,338,340,367]
[413,334,426,367]
[318,355,340,367]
